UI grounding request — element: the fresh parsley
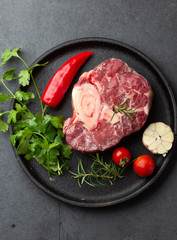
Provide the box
[0,47,22,66]
[0,46,72,176]
[0,93,11,102]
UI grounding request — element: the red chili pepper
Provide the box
[41,51,93,108]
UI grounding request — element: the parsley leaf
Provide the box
[15,90,35,101]
[62,144,72,159]
[0,109,9,132]
[0,119,9,132]
[18,69,30,86]
[0,47,22,66]
[54,135,63,144]
[7,109,18,124]
[9,104,31,133]
[0,93,11,102]
[17,62,49,87]
[12,117,30,133]
[16,129,32,155]
[11,47,23,57]
[57,129,64,138]
[2,68,16,81]
[32,145,47,163]
[29,62,49,74]
[50,115,64,129]
[45,124,57,142]
[0,49,12,66]
[48,148,60,171]
[9,130,24,146]
[49,142,60,150]
[15,103,27,111]
[27,113,51,134]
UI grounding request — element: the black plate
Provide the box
[10,38,177,207]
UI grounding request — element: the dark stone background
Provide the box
[0,0,177,239]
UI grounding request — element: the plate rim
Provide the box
[9,37,177,207]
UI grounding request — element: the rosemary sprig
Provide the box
[110,98,136,121]
[70,153,126,187]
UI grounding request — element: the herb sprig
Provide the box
[70,153,127,187]
[0,46,72,176]
[111,98,136,121]
[0,46,48,112]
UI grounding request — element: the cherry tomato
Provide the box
[112,147,131,167]
[133,155,155,177]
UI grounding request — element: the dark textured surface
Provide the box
[0,0,177,239]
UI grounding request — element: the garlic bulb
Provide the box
[142,122,174,155]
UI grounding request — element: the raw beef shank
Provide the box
[63,58,153,153]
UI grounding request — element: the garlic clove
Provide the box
[162,141,172,151]
[155,122,171,136]
[157,144,166,154]
[161,131,174,142]
[148,141,157,151]
[142,135,155,145]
